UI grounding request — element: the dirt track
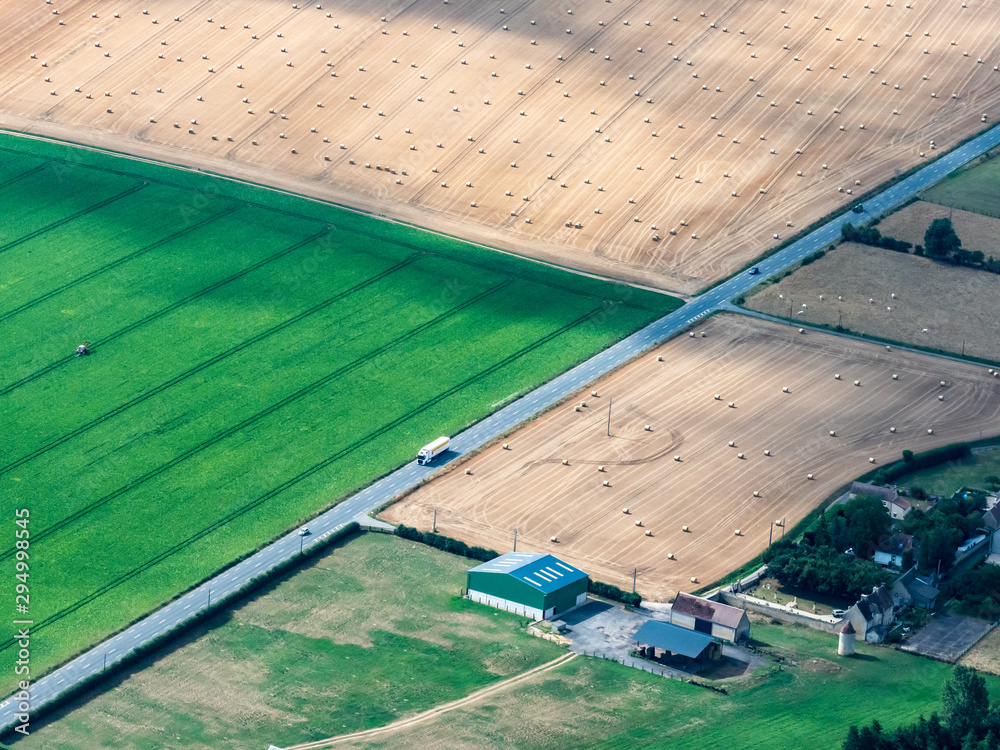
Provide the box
[383,315,1000,598]
[4,0,1000,293]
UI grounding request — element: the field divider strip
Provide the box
[0,300,602,651]
[0,206,237,324]
[0,273,503,556]
[0,181,147,256]
[0,227,330,396]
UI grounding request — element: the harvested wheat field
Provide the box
[383,314,1000,598]
[4,1,1000,293]
[877,199,1000,255]
[744,241,1000,363]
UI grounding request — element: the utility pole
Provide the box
[769,521,773,546]
[789,296,793,324]
[607,396,613,437]
[208,589,211,608]
[632,568,637,593]
[782,518,786,538]
[513,528,518,552]
[432,508,437,533]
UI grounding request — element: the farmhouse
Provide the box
[671,592,750,643]
[466,552,588,620]
[874,532,915,569]
[982,505,1000,531]
[633,620,722,669]
[845,585,896,643]
[850,481,910,520]
[891,566,940,610]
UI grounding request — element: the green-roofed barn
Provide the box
[466,552,589,620]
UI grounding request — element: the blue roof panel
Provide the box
[469,552,588,594]
[632,620,716,659]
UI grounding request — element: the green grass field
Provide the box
[921,148,1000,217]
[7,533,564,750]
[338,620,1000,750]
[895,447,1000,497]
[0,134,680,691]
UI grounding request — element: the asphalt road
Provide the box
[3,123,1000,733]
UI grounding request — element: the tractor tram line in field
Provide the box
[0,226,328,396]
[0,182,148,257]
[0,274,509,552]
[0,207,238,326]
[0,255,424,477]
[0,299,602,657]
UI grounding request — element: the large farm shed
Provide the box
[466,552,589,620]
[671,592,750,644]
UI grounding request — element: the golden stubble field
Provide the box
[4,0,1000,293]
[383,315,1000,598]
[745,235,1000,363]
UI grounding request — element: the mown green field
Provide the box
[0,134,680,690]
[341,621,1000,750]
[921,149,1000,217]
[895,447,1000,497]
[5,533,564,750]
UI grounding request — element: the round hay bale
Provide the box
[834,373,841,379]
[869,457,876,464]
[752,490,760,497]
[892,374,899,380]
[682,525,690,532]
[562,459,569,465]
[737,452,745,459]
[502,443,510,450]
[645,529,652,536]
[674,455,681,461]
[465,468,472,474]
[729,441,735,447]
[623,507,630,514]
[690,577,698,583]
[635,520,643,527]
[644,425,651,431]
[667,552,675,559]
[854,380,861,386]
[890,427,896,433]
[735,529,742,535]
[550,536,558,543]
[938,395,944,401]
[782,386,790,393]
[764,449,771,456]
[598,466,605,472]
[829,430,836,436]
[927,428,934,434]
[807,473,814,480]
[728,401,736,408]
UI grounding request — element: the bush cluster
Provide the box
[841,221,913,253]
[873,443,972,485]
[589,580,642,607]
[394,524,500,562]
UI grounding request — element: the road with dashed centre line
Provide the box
[2,121,998,734]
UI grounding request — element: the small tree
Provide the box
[924,218,962,261]
[942,666,990,741]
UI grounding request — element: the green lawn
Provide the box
[921,148,1000,217]
[0,134,681,690]
[342,622,1000,750]
[898,447,1000,496]
[7,533,564,750]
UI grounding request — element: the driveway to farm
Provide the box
[3,124,1000,733]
